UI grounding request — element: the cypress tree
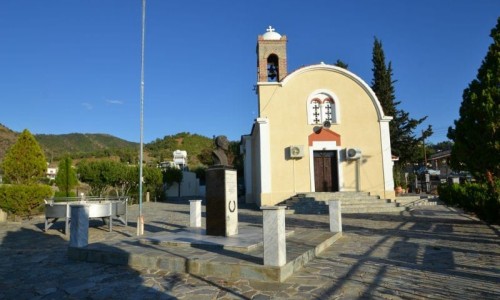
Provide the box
[371,38,432,167]
[55,155,78,197]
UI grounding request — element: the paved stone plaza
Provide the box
[0,200,499,299]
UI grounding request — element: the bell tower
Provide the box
[257,26,288,82]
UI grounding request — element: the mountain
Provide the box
[0,124,139,163]
[35,133,139,162]
[0,123,18,161]
[0,124,216,168]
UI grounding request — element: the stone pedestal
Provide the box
[261,206,286,267]
[328,200,342,232]
[189,199,202,228]
[206,167,238,236]
[69,205,89,248]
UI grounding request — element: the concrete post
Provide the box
[69,205,89,248]
[261,206,286,267]
[0,208,7,223]
[425,174,431,193]
[146,192,150,202]
[189,199,202,228]
[329,200,342,232]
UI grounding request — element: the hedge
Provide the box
[438,182,500,224]
[0,184,53,217]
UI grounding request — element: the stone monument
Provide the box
[206,135,238,236]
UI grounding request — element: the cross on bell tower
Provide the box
[257,26,288,82]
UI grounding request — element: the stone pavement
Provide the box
[0,201,499,299]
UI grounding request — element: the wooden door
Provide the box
[314,151,339,192]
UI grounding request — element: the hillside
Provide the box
[0,124,140,163]
[0,124,217,167]
[146,132,214,167]
[0,123,18,161]
[35,133,139,161]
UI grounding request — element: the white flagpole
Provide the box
[137,0,146,236]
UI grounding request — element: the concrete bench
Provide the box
[44,197,128,234]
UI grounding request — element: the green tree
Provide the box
[228,141,244,177]
[1,129,47,184]
[192,166,207,185]
[371,38,397,118]
[115,165,139,197]
[334,59,349,69]
[197,148,214,166]
[55,156,78,197]
[371,38,432,166]
[448,17,500,193]
[143,166,163,201]
[77,160,122,196]
[163,167,183,197]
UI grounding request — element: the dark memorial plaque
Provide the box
[206,166,238,236]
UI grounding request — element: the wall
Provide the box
[165,171,200,198]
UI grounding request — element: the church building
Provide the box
[241,27,395,206]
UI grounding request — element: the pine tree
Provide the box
[55,155,78,197]
[448,17,500,192]
[371,38,432,167]
[1,129,47,184]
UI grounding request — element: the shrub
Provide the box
[54,190,77,198]
[438,182,499,224]
[0,184,53,217]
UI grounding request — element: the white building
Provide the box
[173,150,188,170]
[47,166,58,180]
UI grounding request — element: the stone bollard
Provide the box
[69,205,89,248]
[261,206,286,267]
[328,200,342,232]
[146,192,150,203]
[189,199,202,228]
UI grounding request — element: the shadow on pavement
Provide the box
[0,224,182,299]
[316,207,500,299]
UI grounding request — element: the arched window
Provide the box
[322,98,335,123]
[267,54,279,82]
[308,99,322,124]
[307,93,338,125]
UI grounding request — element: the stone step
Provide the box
[395,195,434,206]
[337,199,393,205]
[282,192,411,214]
[69,227,343,283]
[342,206,407,214]
[397,199,439,207]
[395,196,427,203]
[340,201,399,207]
[295,195,383,202]
[299,192,373,201]
[299,199,395,207]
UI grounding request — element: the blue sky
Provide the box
[0,1,498,144]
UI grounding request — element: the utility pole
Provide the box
[137,0,146,236]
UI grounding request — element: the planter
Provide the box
[395,186,404,196]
